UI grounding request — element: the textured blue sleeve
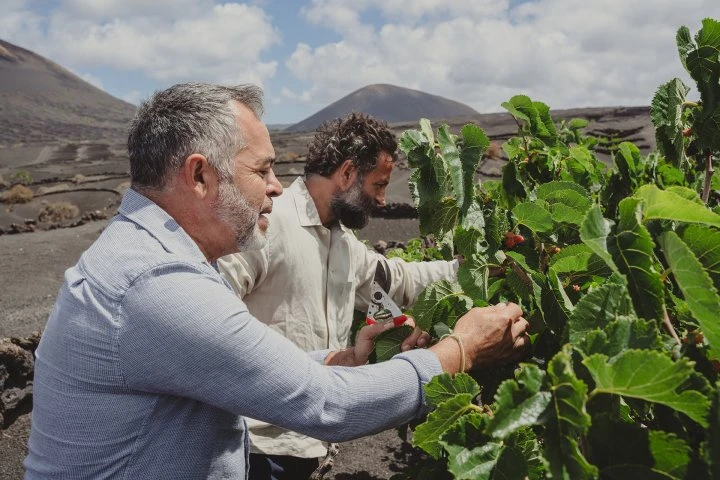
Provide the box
[118,263,443,442]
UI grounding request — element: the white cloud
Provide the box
[285,0,714,114]
[2,1,280,88]
[62,0,215,20]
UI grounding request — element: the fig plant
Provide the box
[378,18,720,480]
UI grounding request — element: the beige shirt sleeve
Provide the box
[216,245,269,298]
[351,237,458,311]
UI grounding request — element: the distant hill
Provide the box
[286,84,479,133]
[0,39,136,145]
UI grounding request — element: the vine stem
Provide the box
[663,310,682,347]
[539,242,547,274]
[701,152,714,204]
[512,116,532,161]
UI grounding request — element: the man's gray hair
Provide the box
[127,83,264,190]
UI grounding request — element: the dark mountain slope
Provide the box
[286,83,479,132]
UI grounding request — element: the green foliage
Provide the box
[386,238,444,262]
[660,231,720,358]
[651,18,720,203]
[9,169,32,185]
[387,19,720,480]
[374,325,414,362]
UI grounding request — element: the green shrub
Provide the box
[10,169,32,185]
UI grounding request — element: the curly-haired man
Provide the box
[217,112,460,480]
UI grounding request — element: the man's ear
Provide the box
[181,153,217,199]
[336,159,358,190]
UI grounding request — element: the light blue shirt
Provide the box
[24,188,442,479]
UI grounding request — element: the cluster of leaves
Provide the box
[383,19,720,480]
[386,238,445,263]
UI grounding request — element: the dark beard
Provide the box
[330,186,375,229]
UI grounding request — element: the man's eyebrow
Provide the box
[262,157,276,168]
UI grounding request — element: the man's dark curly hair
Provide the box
[304,112,398,178]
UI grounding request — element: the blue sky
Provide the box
[2,0,717,124]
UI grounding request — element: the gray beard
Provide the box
[213,181,267,252]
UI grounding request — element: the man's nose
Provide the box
[267,169,283,197]
[375,189,386,207]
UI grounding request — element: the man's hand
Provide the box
[430,302,529,374]
[325,318,431,367]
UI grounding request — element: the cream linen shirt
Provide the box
[217,177,457,458]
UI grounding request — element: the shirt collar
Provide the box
[288,177,355,235]
[289,177,324,227]
[118,188,209,264]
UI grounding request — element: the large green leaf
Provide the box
[458,254,489,302]
[676,25,693,71]
[413,393,477,459]
[425,373,481,408]
[695,108,720,152]
[544,346,597,479]
[650,78,689,165]
[649,431,690,480]
[615,142,642,184]
[549,245,611,284]
[443,422,542,480]
[583,349,710,426]
[422,196,459,238]
[680,224,720,290]
[446,441,504,480]
[455,226,485,260]
[611,198,665,321]
[459,124,489,214]
[485,364,551,439]
[580,205,620,274]
[399,128,434,170]
[437,124,465,210]
[587,413,660,480]
[684,18,720,110]
[548,203,587,226]
[413,281,473,331]
[635,184,720,227]
[578,317,661,358]
[440,414,498,480]
[537,184,593,227]
[567,279,635,343]
[543,190,592,213]
[419,118,435,145]
[660,231,720,358]
[373,325,414,362]
[536,180,590,200]
[501,95,534,125]
[512,202,553,233]
[534,100,559,145]
[586,413,682,480]
[460,197,486,231]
